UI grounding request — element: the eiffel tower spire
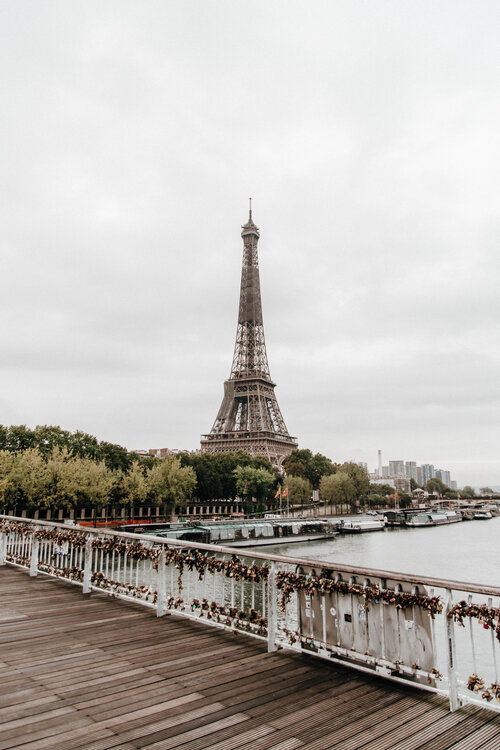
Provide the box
[201,206,298,468]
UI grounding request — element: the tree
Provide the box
[282,460,308,480]
[99,441,132,473]
[0,426,8,451]
[5,425,36,453]
[462,485,476,497]
[149,456,197,516]
[410,478,418,491]
[7,448,49,509]
[45,448,79,511]
[285,476,312,507]
[340,462,370,499]
[69,430,101,461]
[283,449,335,489]
[33,425,71,458]
[178,450,277,502]
[122,461,148,515]
[0,451,15,508]
[320,471,356,512]
[78,458,114,521]
[233,465,275,513]
[425,478,447,495]
[398,492,412,508]
[480,487,493,496]
[369,483,395,496]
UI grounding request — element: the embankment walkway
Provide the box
[1,566,500,750]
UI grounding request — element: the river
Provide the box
[250,515,500,588]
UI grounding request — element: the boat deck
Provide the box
[2,565,500,750]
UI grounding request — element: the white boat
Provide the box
[433,510,462,523]
[340,518,386,533]
[473,510,493,520]
[405,513,435,528]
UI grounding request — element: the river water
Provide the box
[251,515,500,588]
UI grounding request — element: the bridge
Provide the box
[2,516,500,749]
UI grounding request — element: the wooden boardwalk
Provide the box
[1,567,500,750]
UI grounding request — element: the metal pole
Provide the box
[30,536,39,577]
[445,588,460,711]
[82,537,92,594]
[157,548,167,617]
[267,561,277,652]
[0,530,6,565]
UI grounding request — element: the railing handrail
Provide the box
[2,513,500,597]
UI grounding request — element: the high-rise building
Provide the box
[435,470,451,487]
[421,464,435,485]
[201,206,297,468]
[389,460,405,476]
[416,466,423,486]
[405,461,417,481]
[382,466,389,477]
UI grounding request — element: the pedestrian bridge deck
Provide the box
[1,566,500,750]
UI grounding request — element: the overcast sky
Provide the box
[1,1,499,487]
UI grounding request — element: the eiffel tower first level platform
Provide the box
[201,205,297,468]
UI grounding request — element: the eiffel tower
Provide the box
[201,203,298,468]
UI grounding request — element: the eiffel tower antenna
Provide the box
[201,207,298,468]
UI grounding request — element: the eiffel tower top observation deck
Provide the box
[201,204,298,468]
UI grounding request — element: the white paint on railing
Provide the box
[1,514,500,715]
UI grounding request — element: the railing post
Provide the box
[267,562,277,653]
[82,537,92,594]
[157,548,166,617]
[0,530,6,566]
[30,535,39,577]
[445,588,460,711]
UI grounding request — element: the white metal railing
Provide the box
[1,514,500,713]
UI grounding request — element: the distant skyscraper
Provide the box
[357,461,368,470]
[378,449,383,477]
[421,464,435,485]
[438,470,451,487]
[405,461,417,481]
[382,466,389,478]
[416,466,423,486]
[389,460,405,476]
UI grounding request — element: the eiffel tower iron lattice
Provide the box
[201,205,298,468]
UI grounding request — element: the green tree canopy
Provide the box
[462,485,476,497]
[149,456,197,515]
[425,478,447,494]
[339,462,370,498]
[369,483,395,496]
[122,461,148,510]
[178,450,276,502]
[319,471,356,509]
[285,476,312,506]
[233,465,275,512]
[283,449,335,489]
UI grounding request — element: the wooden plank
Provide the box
[409,710,500,750]
[447,717,500,750]
[378,706,485,750]
[2,564,500,750]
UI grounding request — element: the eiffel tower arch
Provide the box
[201,205,298,469]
